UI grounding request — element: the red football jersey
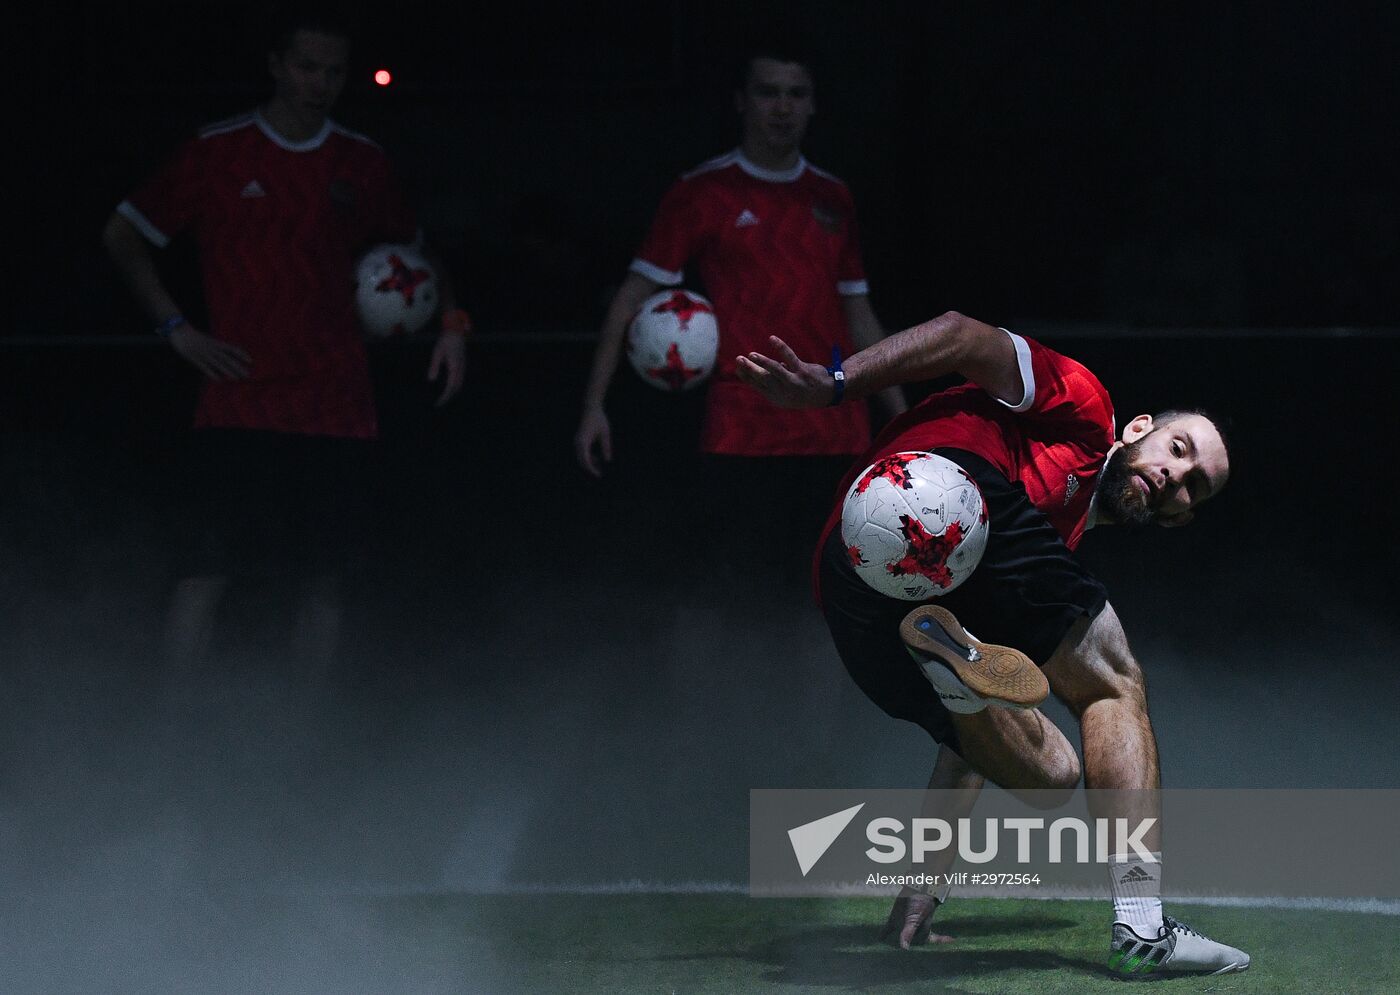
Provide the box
[818,332,1116,568]
[119,111,417,438]
[631,150,871,456]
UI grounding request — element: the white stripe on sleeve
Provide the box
[628,258,684,286]
[994,329,1036,412]
[116,201,171,249]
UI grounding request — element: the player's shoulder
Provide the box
[802,159,852,193]
[656,150,742,207]
[800,160,857,211]
[1018,333,1114,418]
[193,111,259,143]
[190,112,382,155]
[165,112,260,167]
[1023,334,1104,384]
[326,119,386,153]
[679,149,743,183]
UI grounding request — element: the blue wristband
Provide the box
[826,345,846,406]
[155,314,186,339]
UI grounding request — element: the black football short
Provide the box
[176,427,375,579]
[818,448,1108,753]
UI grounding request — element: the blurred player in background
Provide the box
[574,48,906,554]
[571,46,913,820]
[739,312,1251,975]
[103,7,468,680]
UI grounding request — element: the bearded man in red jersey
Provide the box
[740,312,1250,976]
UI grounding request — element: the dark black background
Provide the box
[17,0,1400,335]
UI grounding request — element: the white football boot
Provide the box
[1109,915,1251,975]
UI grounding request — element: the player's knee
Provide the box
[931,746,984,790]
[1001,737,1080,798]
[1011,783,1079,810]
[1006,751,1080,804]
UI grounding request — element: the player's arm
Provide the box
[841,294,909,418]
[736,310,1022,409]
[574,270,661,476]
[419,239,468,407]
[101,211,250,381]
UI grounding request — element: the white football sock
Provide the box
[1109,851,1164,935]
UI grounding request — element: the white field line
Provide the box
[304,880,1400,914]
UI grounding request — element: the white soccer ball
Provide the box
[840,452,989,600]
[355,243,439,338]
[625,289,719,391]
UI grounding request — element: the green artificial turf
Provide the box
[368,893,1399,993]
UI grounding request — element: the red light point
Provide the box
[374,69,392,86]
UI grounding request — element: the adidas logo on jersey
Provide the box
[240,180,267,199]
[735,209,760,228]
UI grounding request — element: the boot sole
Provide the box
[900,605,1048,709]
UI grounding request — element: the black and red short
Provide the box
[817,448,1108,752]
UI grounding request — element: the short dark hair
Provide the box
[733,46,817,90]
[1153,407,1233,468]
[268,4,356,55]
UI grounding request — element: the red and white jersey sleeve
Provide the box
[119,137,208,247]
[999,334,1116,547]
[630,179,700,286]
[998,333,1114,439]
[830,180,868,296]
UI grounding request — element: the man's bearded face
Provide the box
[1097,437,1155,529]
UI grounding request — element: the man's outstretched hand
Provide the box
[734,335,836,409]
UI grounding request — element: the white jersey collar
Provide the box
[1085,452,1114,531]
[1086,419,1122,531]
[735,149,807,183]
[255,109,332,152]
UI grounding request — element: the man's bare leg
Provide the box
[1043,603,1160,848]
[1044,603,1249,972]
[292,572,343,688]
[943,706,1081,791]
[902,601,1161,930]
[163,574,228,680]
[888,605,1153,947]
[157,574,228,799]
[1045,603,1164,938]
